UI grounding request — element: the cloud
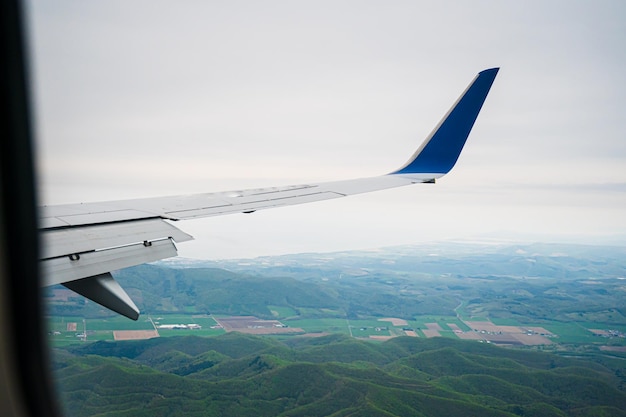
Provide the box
[29,0,626,257]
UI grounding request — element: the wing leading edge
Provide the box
[39,68,499,319]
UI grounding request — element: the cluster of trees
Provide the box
[53,333,626,417]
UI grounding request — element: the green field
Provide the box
[47,312,626,348]
[49,311,624,347]
[46,314,226,346]
[267,305,298,318]
[285,317,351,334]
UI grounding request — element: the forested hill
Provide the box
[45,241,626,323]
[54,333,626,417]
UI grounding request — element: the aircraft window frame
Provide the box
[1,0,62,416]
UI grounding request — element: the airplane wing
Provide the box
[39,68,499,319]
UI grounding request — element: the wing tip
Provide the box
[480,67,500,75]
[390,67,499,176]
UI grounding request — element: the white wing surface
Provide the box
[39,68,499,319]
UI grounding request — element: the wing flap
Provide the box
[41,238,178,287]
[39,207,156,228]
[41,218,192,259]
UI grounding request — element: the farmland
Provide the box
[46,241,626,352]
[47,310,626,350]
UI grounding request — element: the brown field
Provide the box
[403,330,418,337]
[425,322,443,331]
[523,326,554,336]
[66,323,77,331]
[447,323,463,333]
[369,335,395,341]
[600,346,626,352]
[236,327,304,335]
[498,325,524,333]
[456,331,483,340]
[512,333,553,345]
[215,316,303,335]
[422,329,441,338]
[113,330,159,341]
[462,320,552,345]
[465,321,517,333]
[482,333,524,345]
[378,318,408,326]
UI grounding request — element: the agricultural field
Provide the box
[46,314,226,346]
[45,241,626,352]
[47,311,626,350]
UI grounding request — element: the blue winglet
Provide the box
[391,68,499,175]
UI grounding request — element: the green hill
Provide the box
[44,242,626,324]
[53,334,626,417]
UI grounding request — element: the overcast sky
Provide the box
[27,1,626,259]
